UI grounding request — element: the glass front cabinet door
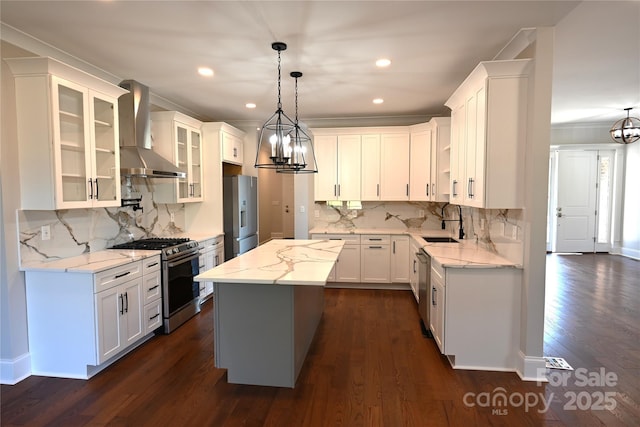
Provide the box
[7,57,127,210]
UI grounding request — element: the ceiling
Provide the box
[1,1,638,127]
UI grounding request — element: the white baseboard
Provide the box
[1,352,31,385]
[515,350,547,382]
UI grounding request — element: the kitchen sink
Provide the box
[422,236,459,243]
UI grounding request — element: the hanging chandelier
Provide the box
[254,42,296,170]
[277,71,318,174]
[610,107,640,144]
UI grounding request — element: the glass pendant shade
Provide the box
[610,108,640,144]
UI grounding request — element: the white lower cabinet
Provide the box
[390,235,410,283]
[142,256,162,333]
[24,255,161,379]
[197,235,224,302]
[311,234,361,282]
[360,235,390,283]
[429,259,522,371]
[429,261,446,352]
[96,278,143,363]
[334,238,361,282]
[409,238,421,302]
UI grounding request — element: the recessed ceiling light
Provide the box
[376,58,391,68]
[197,67,214,77]
[373,98,384,104]
[246,103,256,109]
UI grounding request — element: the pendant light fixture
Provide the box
[610,107,640,144]
[255,42,296,170]
[277,71,318,174]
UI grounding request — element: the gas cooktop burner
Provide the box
[110,237,191,250]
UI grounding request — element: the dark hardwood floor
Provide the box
[2,254,638,426]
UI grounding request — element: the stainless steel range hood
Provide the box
[118,80,186,178]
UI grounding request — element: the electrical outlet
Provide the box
[480,218,485,231]
[299,205,305,213]
[418,209,425,218]
[512,225,518,240]
[170,212,175,223]
[41,225,51,241]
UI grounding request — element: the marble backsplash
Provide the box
[313,201,524,265]
[17,183,185,265]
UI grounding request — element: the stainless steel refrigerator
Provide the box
[223,175,258,258]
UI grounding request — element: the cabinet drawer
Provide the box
[143,300,162,334]
[314,234,361,245]
[361,234,390,244]
[143,270,162,304]
[94,261,142,293]
[143,255,161,274]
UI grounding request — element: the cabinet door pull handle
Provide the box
[149,313,160,320]
[468,178,474,198]
[147,262,159,268]
[124,292,129,313]
[413,259,417,273]
[338,184,341,197]
[119,294,124,315]
[426,184,429,197]
[452,180,458,197]
[148,285,159,291]
[369,246,382,249]
[406,184,409,196]
[377,183,380,197]
[432,286,437,306]
[115,271,131,279]
[393,241,396,253]
[88,179,94,200]
[369,238,382,241]
[334,184,337,197]
[432,183,435,198]
[94,178,99,200]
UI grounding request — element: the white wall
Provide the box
[621,142,640,259]
[1,45,31,384]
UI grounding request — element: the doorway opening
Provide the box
[547,146,621,253]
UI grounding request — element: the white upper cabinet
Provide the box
[380,133,410,200]
[409,118,451,202]
[360,134,381,200]
[151,111,203,203]
[221,130,244,165]
[445,59,531,209]
[313,133,361,201]
[7,57,127,210]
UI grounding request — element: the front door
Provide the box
[555,150,598,252]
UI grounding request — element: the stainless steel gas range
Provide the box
[111,237,200,333]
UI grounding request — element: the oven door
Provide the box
[163,252,200,317]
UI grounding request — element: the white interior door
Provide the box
[555,150,598,252]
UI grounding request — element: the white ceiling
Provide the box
[1,1,638,127]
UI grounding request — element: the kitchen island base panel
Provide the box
[214,282,324,388]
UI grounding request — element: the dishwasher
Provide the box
[416,249,433,338]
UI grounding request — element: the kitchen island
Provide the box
[194,239,344,388]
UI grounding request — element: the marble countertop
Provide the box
[309,227,520,268]
[411,235,521,269]
[195,239,344,286]
[20,250,161,274]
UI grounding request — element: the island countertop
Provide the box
[194,239,344,286]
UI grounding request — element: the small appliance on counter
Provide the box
[110,237,200,333]
[223,175,258,259]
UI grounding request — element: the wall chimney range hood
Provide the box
[118,80,186,178]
